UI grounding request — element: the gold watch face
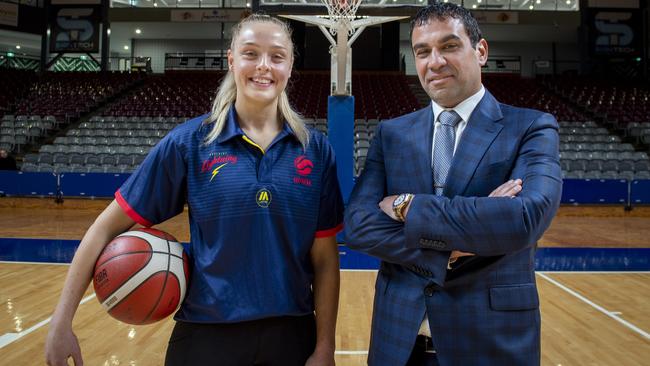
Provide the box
[393,194,406,207]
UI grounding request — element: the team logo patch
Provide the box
[256,188,272,208]
[293,155,314,187]
[201,154,238,182]
[294,155,313,176]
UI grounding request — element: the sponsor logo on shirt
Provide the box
[293,155,313,187]
[256,188,272,208]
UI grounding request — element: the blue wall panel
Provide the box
[0,171,57,196]
[59,172,130,198]
[561,178,628,204]
[631,180,650,204]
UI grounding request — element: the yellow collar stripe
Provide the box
[242,135,265,154]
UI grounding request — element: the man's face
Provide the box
[412,17,488,108]
[0,149,7,159]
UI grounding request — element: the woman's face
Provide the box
[228,21,293,108]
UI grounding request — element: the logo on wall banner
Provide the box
[588,9,641,58]
[293,155,314,187]
[49,5,101,53]
[256,188,272,208]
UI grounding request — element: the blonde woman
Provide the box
[46,14,343,366]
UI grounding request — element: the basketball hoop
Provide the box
[280,1,406,95]
[322,0,362,35]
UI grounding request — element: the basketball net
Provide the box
[322,0,362,35]
[322,0,361,95]
[280,1,405,96]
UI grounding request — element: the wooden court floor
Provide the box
[0,198,649,365]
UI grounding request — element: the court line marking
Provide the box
[538,271,650,274]
[335,350,368,355]
[0,260,71,266]
[537,272,650,340]
[0,293,96,349]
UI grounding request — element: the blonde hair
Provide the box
[203,14,309,148]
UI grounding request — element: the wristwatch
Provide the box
[392,193,414,222]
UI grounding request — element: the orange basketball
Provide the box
[92,228,190,325]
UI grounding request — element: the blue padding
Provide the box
[0,171,58,196]
[328,95,355,203]
[59,172,131,198]
[338,244,380,270]
[561,178,628,204]
[535,247,650,271]
[630,180,650,204]
[1,238,648,271]
[0,238,79,263]
[0,238,190,263]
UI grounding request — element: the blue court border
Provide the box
[0,238,648,271]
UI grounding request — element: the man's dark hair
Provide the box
[410,2,483,48]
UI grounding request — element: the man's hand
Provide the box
[489,178,522,198]
[378,195,399,220]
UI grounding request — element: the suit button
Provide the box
[424,284,436,297]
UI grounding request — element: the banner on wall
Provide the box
[587,8,641,58]
[171,9,247,23]
[49,4,101,53]
[472,11,518,25]
[0,2,18,27]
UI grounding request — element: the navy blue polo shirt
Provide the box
[115,107,344,323]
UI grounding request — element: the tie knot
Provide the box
[439,110,461,127]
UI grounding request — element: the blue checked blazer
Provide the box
[345,91,562,366]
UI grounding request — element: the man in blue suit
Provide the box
[344,3,562,366]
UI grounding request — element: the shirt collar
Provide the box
[216,104,297,144]
[430,85,485,124]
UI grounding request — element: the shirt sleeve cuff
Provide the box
[115,189,153,227]
[315,222,343,238]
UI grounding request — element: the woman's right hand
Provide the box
[45,323,83,366]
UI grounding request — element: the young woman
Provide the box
[45,14,343,366]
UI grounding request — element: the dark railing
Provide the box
[165,52,228,71]
[482,56,521,74]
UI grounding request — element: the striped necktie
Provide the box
[433,110,461,196]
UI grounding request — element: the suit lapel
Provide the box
[444,91,504,198]
[406,107,435,194]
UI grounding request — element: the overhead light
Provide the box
[529,5,534,9]
[153,2,157,6]
[124,45,129,50]
[536,0,541,3]
[15,45,20,49]
[135,29,141,34]
[46,28,50,36]
[107,28,111,35]
[566,0,571,4]
[7,52,14,57]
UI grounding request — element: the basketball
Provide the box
[92,228,190,325]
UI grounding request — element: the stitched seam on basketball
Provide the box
[142,238,173,323]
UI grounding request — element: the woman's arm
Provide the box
[45,200,135,366]
[306,235,340,366]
